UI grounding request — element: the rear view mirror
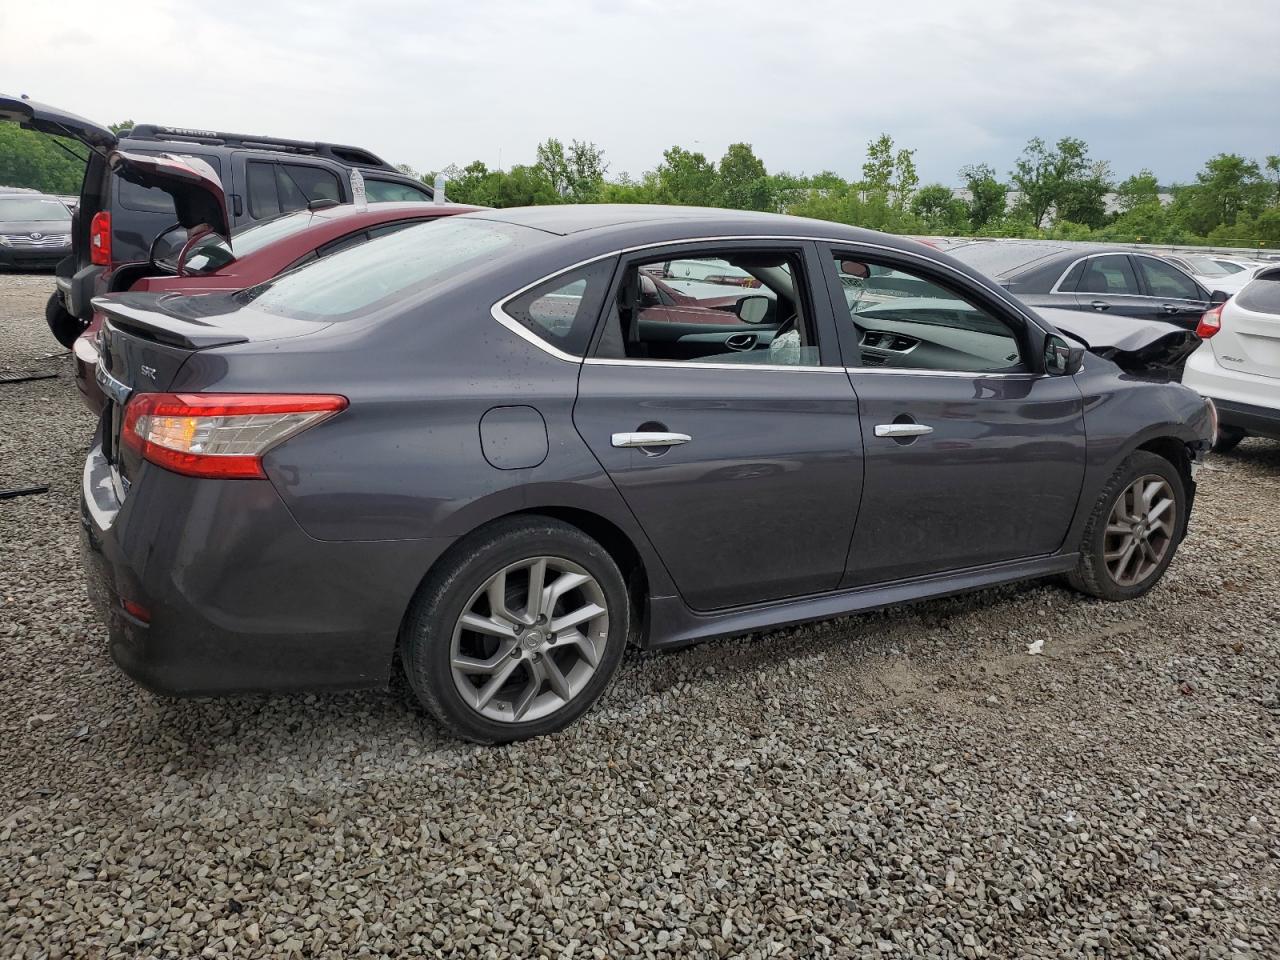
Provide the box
[1044,334,1085,376]
[735,295,770,324]
[840,260,870,280]
[1209,289,1230,305]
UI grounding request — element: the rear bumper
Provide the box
[80,440,455,696]
[60,263,106,321]
[1182,346,1280,439]
[1215,399,1280,441]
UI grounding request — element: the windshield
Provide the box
[0,197,71,221]
[236,218,534,320]
[947,241,1068,277]
[1180,256,1230,277]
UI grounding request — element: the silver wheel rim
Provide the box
[1104,475,1177,587]
[449,557,610,724]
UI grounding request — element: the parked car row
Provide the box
[0,190,72,270]
[0,96,1250,744]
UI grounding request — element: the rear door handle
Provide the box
[874,423,933,438]
[612,432,692,448]
[1161,304,1179,315]
[1090,300,1110,311]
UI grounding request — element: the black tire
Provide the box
[1213,426,1246,454]
[401,516,630,744]
[46,292,84,349]
[1067,451,1187,602]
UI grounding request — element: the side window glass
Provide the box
[246,161,280,219]
[503,258,616,356]
[833,254,1024,373]
[364,179,432,202]
[1058,259,1087,292]
[276,164,342,213]
[598,252,820,367]
[1138,257,1200,300]
[1079,255,1140,295]
[317,231,371,259]
[367,221,421,239]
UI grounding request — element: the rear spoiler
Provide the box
[92,296,249,350]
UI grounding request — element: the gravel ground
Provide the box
[1,274,1278,959]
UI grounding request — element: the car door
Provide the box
[572,240,864,611]
[821,245,1086,587]
[1070,253,1161,321]
[1133,254,1212,331]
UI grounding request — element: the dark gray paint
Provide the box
[480,406,548,470]
[81,206,1215,695]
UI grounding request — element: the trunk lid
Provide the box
[109,150,231,238]
[1213,269,1280,380]
[93,292,330,494]
[0,94,118,149]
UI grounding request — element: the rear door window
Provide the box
[1078,255,1140,295]
[247,162,343,219]
[1137,257,1202,300]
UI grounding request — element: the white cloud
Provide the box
[3,0,1277,184]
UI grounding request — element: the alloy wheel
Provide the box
[449,557,610,724]
[1103,475,1177,587]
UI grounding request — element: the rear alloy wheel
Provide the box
[1068,451,1186,601]
[402,518,629,743]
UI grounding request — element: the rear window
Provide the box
[948,241,1068,277]
[1235,272,1280,314]
[115,152,222,214]
[236,218,535,320]
[0,197,71,221]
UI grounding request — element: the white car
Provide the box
[1163,254,1254,296]
[1182,266,1280,451]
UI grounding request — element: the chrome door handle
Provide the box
[725,334,757,351]
[874,423,933,438]
[1090,300,1110,311]
[611,432,692,448]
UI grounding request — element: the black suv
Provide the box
[0,95,433,345]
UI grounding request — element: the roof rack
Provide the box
[120,124,396,171]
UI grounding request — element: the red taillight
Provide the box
[89,211,112,266]
[120,392,348,479]
[121,599,151,623]
[1196,304,1224,339]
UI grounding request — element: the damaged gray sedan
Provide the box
[80,206,1215,742]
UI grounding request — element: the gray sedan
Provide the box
[81,206,1215,742]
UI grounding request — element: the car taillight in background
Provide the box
[120,393,348,479]
[1196,303,1224,339]
[89,211,111,265]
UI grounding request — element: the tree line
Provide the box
[4,118,1277,248]
[421,134,1280,249]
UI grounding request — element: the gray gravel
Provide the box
[2,274,1278,959]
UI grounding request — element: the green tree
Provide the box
[653,146,718,205]
[717,142,773,210]
[534,138,607,202]
[0,124,85,193]
[910,183,968,233]
[1114,169,1160,213]
[1181,153,1269,235]
[1266,155,1280,204]
[109,120,135,135]
[1010,136,1110,229]
[861,134,917,209]
[959,163,1007,230]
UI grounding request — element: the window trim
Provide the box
[492,234,1052,368]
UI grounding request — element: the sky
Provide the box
[4,0,1278,187]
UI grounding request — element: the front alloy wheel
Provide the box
[450,557,609,724]
[1103,475,1176,587]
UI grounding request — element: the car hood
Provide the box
[1037,307,1201,377]
[0,94,118,149]
[109,150,230,238]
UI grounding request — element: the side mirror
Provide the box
[735,295,770,324]
[1209,289,1230,305]
[1044,334,1085,376]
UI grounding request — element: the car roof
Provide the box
[463,204,919,246]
